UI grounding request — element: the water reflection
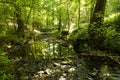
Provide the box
[44,43,59,58]
[30,39,120,80]
[40,41,120,80]
[43,41,74,58]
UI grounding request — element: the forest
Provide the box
[0,0,120,80]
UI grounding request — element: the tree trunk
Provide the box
[14,4,25,37]
[89,0,107,49]
[58,0,62,32]
[90,0,107,26]
[78,0,81,28]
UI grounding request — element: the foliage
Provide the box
[0,0,120,79]
[106,0,120,15]
[0,54,10,80]
[103,26,120,54]
[102,13,120,54]
[105,13,120,31]
[69,24,89,54]
[69,24,88,41]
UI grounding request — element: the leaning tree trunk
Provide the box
[89,0,107,49]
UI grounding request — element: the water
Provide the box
[42,41,120,79]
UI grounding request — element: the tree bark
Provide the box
[78,0,81,28]
[14,2,26,37]
[89,0,107,49]
[58,0,62,32]
[90,0,107,26]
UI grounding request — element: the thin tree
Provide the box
[58,0,62,32]
[14,1,26,37]
[78,0,81,28]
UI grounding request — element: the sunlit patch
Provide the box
[7,45,12,48]
[104,12,120,21]
[33,29,41,34]
[103,73,110,76]
[109,13,120,18]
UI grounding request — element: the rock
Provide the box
[68,67,76,73]
[45,68,52,75]
[59,76,67,80]
[53,62,61,67]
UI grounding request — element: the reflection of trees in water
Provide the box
[44,41,73,58]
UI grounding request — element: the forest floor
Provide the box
[10,54,120,80]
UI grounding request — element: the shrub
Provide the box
[69,25,89,54]
[103,13,120,54]
[104,13,120,31]
[103,26,120,54]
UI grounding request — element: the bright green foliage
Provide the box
[105,13,120,31]
[106,0,120,15]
